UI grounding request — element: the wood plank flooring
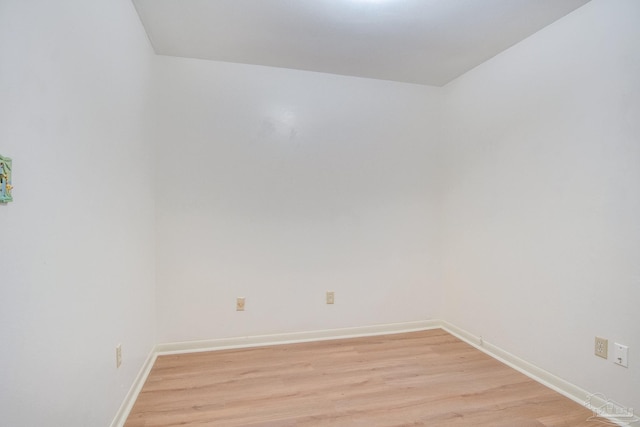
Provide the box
[125,329,606,426]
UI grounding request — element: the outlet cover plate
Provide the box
[595,337,608,359]
[326,291,335,304]
[116,344,122,368]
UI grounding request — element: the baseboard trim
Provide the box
[441,321,634,427]
[109,348,158,427]
[156,320,441,355]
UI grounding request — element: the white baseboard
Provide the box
[109,348,158,427]
[111,319,634,427]
[155,320,441,355]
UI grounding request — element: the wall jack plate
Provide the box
[614,343,628,368]
[236,297,245,311]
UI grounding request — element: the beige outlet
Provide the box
[236,297,245,311]
[116,344,122,368]
[326,291,335,304]
[595,336,608,359]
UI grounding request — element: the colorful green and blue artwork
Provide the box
[0,154,13,203]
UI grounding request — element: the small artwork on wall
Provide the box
[0,154,13,203]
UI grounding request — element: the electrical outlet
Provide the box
[595,337,608,359]
[326,291,334,305]
[236,297,245,311]
[116,344,122,368]
[614,343,628,368]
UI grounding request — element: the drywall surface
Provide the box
[442,0,640,413]
[153,58,443,343]
[0,0,156,425]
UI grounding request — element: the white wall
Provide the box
[442,0,640,412]
[2,0,638,423]
[0,1,156,426]
[153,58,443,343]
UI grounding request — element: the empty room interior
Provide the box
[1,0,639,425]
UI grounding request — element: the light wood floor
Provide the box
[125,329,606,426]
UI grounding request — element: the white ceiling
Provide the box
[133,0,590,87]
